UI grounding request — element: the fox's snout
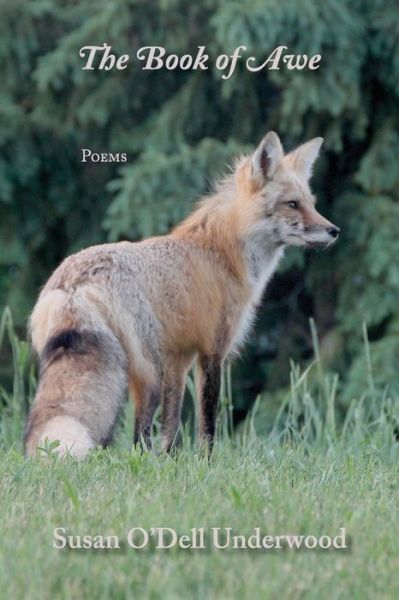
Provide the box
[326,225,340,239]
[317,218,341,243]
[304,223,340,239]
[301,207,340,247]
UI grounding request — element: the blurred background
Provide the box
[1,0,398,429]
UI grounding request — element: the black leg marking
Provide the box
[197,357,222,453]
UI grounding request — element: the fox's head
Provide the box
[237,131,339,249]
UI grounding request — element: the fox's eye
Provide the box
[287,200,299,209]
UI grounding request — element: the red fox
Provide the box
[24,131,339,458]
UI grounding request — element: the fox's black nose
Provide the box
[327,226,340,239]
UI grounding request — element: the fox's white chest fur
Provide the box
[230,238,285,354]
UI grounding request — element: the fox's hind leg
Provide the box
[130,354,191,452]
[130,378,160,450]
[160,355,192,453]
[161,372,186,453]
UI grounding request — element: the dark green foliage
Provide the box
[0,0,398,417]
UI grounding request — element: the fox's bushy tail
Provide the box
[25,291,127,458]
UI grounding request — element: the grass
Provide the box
[1,307,399,599]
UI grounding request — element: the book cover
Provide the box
[1,1,398,598]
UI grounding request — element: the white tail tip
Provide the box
[38,416,95,459]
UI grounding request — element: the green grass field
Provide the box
[1,308,399,599]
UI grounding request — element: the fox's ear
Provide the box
[251,131,284,186]
[286,137,323,181]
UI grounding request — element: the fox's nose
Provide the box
[327,226,340,239]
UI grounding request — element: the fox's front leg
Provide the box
[196,356,222,453]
